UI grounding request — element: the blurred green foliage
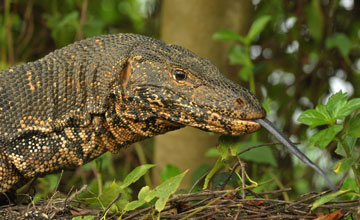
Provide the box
[298,91,360,198]
[213,15,271,93]
[211,0,360,198]
[0,0,159,68]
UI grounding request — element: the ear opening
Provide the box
[119,59,132,90]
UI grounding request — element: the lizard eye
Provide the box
[173,70,187,81]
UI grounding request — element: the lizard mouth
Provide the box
[154,107,263,136]
[168,97,264,135]
[191,113,263,136]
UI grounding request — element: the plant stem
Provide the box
[267,169,290,201]
[245,44,257,141]
[339,137,360,190]
[1,0,11,68]
[134,143,153,187]
[244,44,256,95]
[248,63,255,95]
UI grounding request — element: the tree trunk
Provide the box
[154,0,252,187]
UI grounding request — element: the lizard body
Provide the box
[0,33,265,193]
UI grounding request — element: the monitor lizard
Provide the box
[0,33,336,199]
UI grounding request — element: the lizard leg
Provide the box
[4,128,108,179]
[0,151,22,194]
[4,115,114,180]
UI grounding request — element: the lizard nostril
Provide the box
[236,97,246,106]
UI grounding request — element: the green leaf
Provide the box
[218,137,276,166]
[44,11,79,47]
[246,15,271,43]
[203,158,224,189]
[205,148,220,157]
[155,197,168,212]
[160,165,181,182]
[305,0,324,42]
[147,170,188,212]
[123,186,150,211]
[325,92,360,120]
[311,190,351,210]
[228,45,251,66]
[326,91,348,120]
[212,172,240,189]
[348,114,360,137]
[298,92,360,128]
[155,170,188,197]
[309,125,343,149]
[124,200,145,212]
[299,92,360,128]
[138,186,151,201]
[326,33,352,57]
[97,181,128,209]
[58,11,79,27]
[32,194,42,205]
[335,136,357,157]
[341,177,358,193]
[72,216,94,220]
[236,142,277,167]
[120,164,155,189]
[41,174,60,191]
[191,164,211,186]
[262,98,271,115]
[213,30,245,43]
[155,170,188,212]
[334,157,356,174]
[84,18,105,37]
[340,98,360,118]
[237,66,251,82]
[297,105,332,128]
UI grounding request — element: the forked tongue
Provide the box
[254,118,337,192]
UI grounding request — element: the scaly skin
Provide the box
[0,33,265,193]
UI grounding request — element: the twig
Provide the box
[66,185,88,204]
[100,191,122,219]
[189,170,210,194]
[77,0,88,40]
[122,206,152,220]
[178,180,273,220]
[255,187,292,195]
[237,142,294,156]
[235,203,242,220]
[239,159,246,199]
[219,162,240,190]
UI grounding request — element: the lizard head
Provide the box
[116,40,266,136]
